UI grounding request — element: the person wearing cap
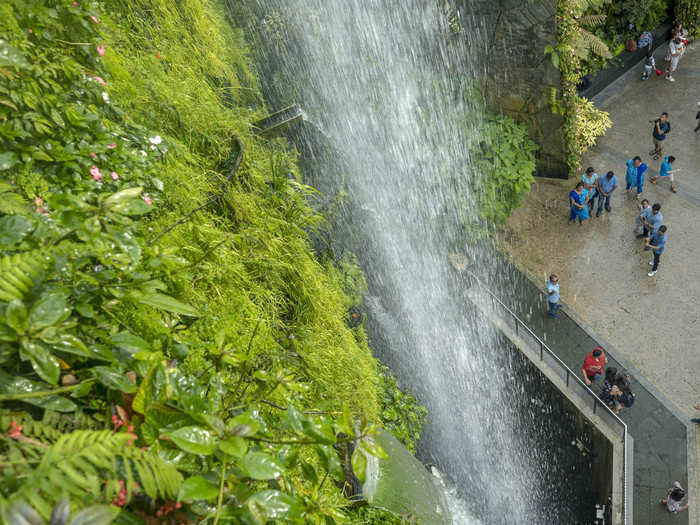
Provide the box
[581,347,607,386]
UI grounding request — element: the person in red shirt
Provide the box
[581,347,607,386]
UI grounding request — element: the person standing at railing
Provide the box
[546,274,562,319]
[581,347,607,386]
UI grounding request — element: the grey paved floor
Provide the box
[484,266,689,525]
[499,41,700,524]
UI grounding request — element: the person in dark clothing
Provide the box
[695,102,700,133]
[649,113,670,160]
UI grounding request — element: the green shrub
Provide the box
[0,0,419,522]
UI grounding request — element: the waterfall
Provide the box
[239,1,558,523]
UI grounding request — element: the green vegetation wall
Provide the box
[0,0,425,522]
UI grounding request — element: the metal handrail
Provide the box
[467,271,629,524]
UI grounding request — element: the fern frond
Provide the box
[9,430,183,519]
[577,29,613,59]
[0,249,49,302]
[0,182,29,216]
[578,14,606,26]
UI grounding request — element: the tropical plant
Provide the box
[0,0,426,523]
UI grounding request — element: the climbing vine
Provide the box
[675,0,700,35]
[553,0,612,175]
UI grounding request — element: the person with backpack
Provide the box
[660,481,688,513]
[641,48,655,81]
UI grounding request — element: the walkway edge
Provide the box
[503,252,699,525]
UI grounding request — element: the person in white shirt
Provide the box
[666,37,684,82]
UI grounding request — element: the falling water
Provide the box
[237,1,572,523]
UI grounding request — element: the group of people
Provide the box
[567,109,682,277]
[641,20,691,81]
[581,347,635,413]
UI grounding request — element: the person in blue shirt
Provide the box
[625,156,648,198]
[649,112,671,160]
[650,155,680,193]
[546,274,561,319]
[569,182,589,225]
[646,225,667,276]
[581,167,598,213]
[596,171,617,217]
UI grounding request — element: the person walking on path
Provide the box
[635,199,650,235]
[695,102,700,133]
[638,203,662,244]
[625,156,648,198]
[649,155,680,193]
[646,225,667,277]
[546,274,561,319]
[581,347,607,386]
[568,182,589,225]
[596,171,617,217]
[581,167,598,213]
[660,481,688,513]
[649,113,671,160]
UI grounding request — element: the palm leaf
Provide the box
[577,29,612,59]
[578,14,607,26]
[9,430,183,520]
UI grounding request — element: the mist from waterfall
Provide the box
[240,1,562,522]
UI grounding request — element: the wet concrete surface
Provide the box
[499,41,699,524]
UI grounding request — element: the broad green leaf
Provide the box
[51,334,112,361]
[351,449,367,484]
[28,292,70,331]
[108,331,150,354]
[0,372,75,411]
[0,323,18,342]
[21,340,60,385]
[132,363,166,414]
[138,293,198,316]
[0,152,20,171]
[242,451,283,480]
[69,505,120,525]
[359,438,388,459]
[6,299,28,334]
[246,490,301,520]
[92,366,137,393]
[102,187,143,209]
[0,39,29,69]
[219,437,248,458]
[0,216,33,245]
[168,426,217,455]
[301,419,335,445]
[177,475,218,501]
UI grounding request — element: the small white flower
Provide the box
[150,145,156,150]
[140,150,147,156]
[101,91,110,103]
[148,135,162,145]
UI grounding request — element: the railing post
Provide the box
[515,319,519,337]
[566,370,569,387]
[539,341,543,360]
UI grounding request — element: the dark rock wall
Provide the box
[463,0,569,178]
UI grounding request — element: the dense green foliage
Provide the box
[553,0,613,175]
[0,0,426,522]
[676,0,700,35]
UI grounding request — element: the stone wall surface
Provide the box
[462,0,568,178]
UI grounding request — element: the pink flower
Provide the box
[92,75,106,86]
[110,171,119,181]
[142,195,152,205]
[34,197,43,207]
[90,166,102,181]
[97,45,105,57]
[89,152,96,158]
[8,421,22,438]
[72,1,78,6]
[28,29,33,34]
[89,15,99,24]
[107,143,117,149]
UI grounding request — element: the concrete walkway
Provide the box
[498,41,699,524]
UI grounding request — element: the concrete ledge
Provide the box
[466,287,627,524]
